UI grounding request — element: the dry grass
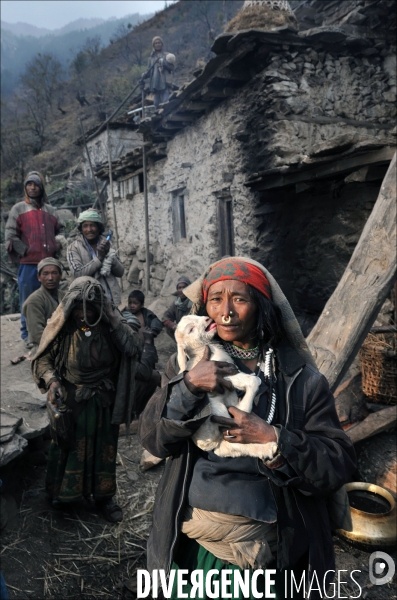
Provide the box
[225,5,297,33]
[0,435,162,599]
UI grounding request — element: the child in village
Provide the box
[125,290,163,339]
[121,290,163,419]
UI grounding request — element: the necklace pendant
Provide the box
[84,330,92,337]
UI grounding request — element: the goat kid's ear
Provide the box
[177,342,187,372]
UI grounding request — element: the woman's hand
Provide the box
[153,370,162,388]
[97,239,110,261]
[211,406,277,445]
[48,381,64,407]
[184,346,238,395]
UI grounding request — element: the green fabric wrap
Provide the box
[170,536,304,600]
[46,394,119,502]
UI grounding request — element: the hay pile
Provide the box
[225,5,297,33]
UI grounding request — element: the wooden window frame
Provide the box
[217,196,234,258]
[171,190,187,243]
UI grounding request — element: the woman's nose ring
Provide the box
[221,311,233,324]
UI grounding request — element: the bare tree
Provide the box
[1,98,31,185]
[81,36,103,69]
[111,22,146,67]
[196,0,217,42]
[20,53,64,113]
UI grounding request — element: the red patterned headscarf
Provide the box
[202,258,271,303]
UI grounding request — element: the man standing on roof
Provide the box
[5,171,63,345]
[140,36,175,109]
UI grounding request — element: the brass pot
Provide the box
[337,482,396,547]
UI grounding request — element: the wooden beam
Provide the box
[200,86,236,99]
[247,147,396,191]
[215,67,251,82]
[306,153,396,391]
[183,101,210,112]
[166,113,197,122]
[346,406,397,444]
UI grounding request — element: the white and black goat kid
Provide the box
[175,315,278,461]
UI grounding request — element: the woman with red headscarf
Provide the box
[139,258,356,600]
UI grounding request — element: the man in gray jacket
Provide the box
[67,209,124,306]
[22,258,65,353]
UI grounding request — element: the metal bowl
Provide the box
[337,482,396,547]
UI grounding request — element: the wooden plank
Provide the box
[200,86,236,99]
[183,101,211,112]
[346,406,397,444]
[166,113,197,122]
[248,147,395,191]
[306,153,396,391]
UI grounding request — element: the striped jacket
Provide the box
[5,199,63,264]
[67,233,124,306]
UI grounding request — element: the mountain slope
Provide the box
[1,0,243,200]
[0,13,149,97]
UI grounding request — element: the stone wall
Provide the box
[240,45,396,172]
[107,30,395,322]
[83,128,143,175]
[112,95,258,308]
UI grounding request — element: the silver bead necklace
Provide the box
[258,348,277,424]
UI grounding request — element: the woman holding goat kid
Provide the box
[139,257,356,599]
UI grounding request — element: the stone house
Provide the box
[86,0,396,329]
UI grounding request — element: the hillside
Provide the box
[0,13,149,97]
[1,0,243,204]
[1,17,110,37]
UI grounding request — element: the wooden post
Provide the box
[307,153,397,391]
[79,118,106,221]
[142,90,150,294]
[106,120,123,293]
[106,120,120,248]
[143,134,150,295]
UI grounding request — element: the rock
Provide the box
[0,434,28,467]
[0,412,23,443]
[357,432,397,496]
[150,264,167,281]
[127,258,141,284]
[136,247,154,263]
[140,449,163,471]
[125,468,139,482]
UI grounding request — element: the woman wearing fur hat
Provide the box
[5,171,63,344]
[32,276,142,522]
[67,209,124,306]
[140,36,175,108]
[139,257,356,599]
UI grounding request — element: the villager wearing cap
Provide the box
[140,36,175,108]
[5,172,63,344]
[139,257,356,599]
[162,276,193,339]
[67,209,124,306]
[22,258,65,353]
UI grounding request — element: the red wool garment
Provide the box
[202,258,271,302]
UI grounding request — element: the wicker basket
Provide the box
[359,332,397,404]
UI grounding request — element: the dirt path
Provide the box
[1,321,396,599]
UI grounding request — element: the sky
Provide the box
[0,1,176,29]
